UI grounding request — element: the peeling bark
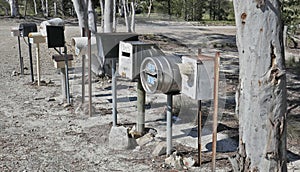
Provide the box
[232,0,287,171]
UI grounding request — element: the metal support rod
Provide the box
[36,43,41,86]
[198,100,202,166]
[81,28,86,104]
[167,94,173,155]
[112,58,117,126]
[137,79,146,134]
[28,37,34,82]
[64,46,71,104]
[87,29,92,116]
[17,36,24,75]
[212,52,220,172]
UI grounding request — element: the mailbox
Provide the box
[28,32,46,44]
[180,55,215,100]
[46,25,65,48]
[19,23,37,37]
[119,41,164,80]
[11,27,20,37]
[96,33,138,59]
[140,54,182,94]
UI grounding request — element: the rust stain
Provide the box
[258,80,262,86]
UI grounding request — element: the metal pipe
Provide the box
[81,28,86,104]
[137,79,146,134]
[112,58,117,126]
[198,100,202,166]
[36,43,41,86]
[18,36,24,75]
[212,52,220,172]
[87,29,92,116]
[64,46,71,104]
[28,37,34,82]
[167,94,173,155]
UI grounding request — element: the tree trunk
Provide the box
[33,0,37,15]
[231,0,287,171]
[8,0,19,17]
[99,0,104,31]
[113,0,116,32]
[130,1,135,32]
[104,0,113,32]
[147,0,152,18]
[45,0,48,17]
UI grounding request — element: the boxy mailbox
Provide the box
[118,41,164,134]
[18,23,38,82]
[95,33,139,126]
[179,52,220,168]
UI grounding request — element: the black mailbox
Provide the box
[19,23,37,37]
[46,25,65,48]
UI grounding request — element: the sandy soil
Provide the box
[0,16,299,171]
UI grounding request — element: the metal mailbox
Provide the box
[140,54,182,94]
[180,55,215,100]
[119,41,164,80]
[19,23,37,37]
[46,25,65,48]
[96,33,138,59]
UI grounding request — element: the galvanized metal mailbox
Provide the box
[119,41,164,80]
[180,55,215,100]
[19,23,37,37]
[96,33,138,59]
[140,54,182,94]
[46,25,65,48]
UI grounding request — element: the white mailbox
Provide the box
[180,55,215,100]
[119,41,164,80]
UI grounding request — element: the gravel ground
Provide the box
[0,16,299,171]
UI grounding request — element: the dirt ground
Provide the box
[0,16,299,171]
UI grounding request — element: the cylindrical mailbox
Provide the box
[140,55,182,94]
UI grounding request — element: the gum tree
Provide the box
[231,0,287,171]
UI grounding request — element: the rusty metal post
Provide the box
[167,94,173,155]
[198,100,202,166]
[28,37,34,82]
[137,78,146,134]
[18,36,24,75]
[212,52,220,172]
[87,29,92,116]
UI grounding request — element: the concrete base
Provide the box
[108,126,137,150]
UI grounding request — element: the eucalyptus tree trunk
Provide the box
[231,0,287,171]
[122,0,135,32]
[99,0,104,31]
[104,0,113,32]
[147,0,152,18]
[33,0,37,15]
[8,0,19,17]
